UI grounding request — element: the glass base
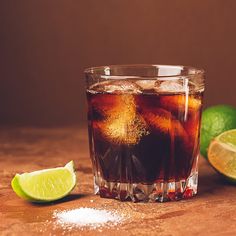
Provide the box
[93,172,198,202]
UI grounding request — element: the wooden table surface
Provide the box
[0,127,236,236]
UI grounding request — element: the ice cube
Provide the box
[103,115,148,145]
[90,94,120,116]
[89,80,142,94]
[154,80,187,93]
[139,107,187,138]
[183,112,201,142]
[135,80,156,90]
[159,95,201,115]
[93,95,148,145]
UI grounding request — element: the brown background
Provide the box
[0,0,236,126]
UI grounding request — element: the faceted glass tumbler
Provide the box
[85,65,205,202]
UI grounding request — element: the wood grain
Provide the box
[0,127,236,236]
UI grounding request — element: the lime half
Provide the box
[11,161,76,202]
[208,129,236,182]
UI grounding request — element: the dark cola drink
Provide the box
[86,79,203,202]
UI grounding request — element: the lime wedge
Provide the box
[11,174,34,201]
[11,161,76,202]
[208,129,236,182]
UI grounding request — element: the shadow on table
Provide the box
[30,193,89,206]
[197,168,234,198]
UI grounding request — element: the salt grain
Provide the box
[53,207,124,229]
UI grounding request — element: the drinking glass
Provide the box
[85,65,204,202]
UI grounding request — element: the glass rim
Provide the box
[84,64,205,79]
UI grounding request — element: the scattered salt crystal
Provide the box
[53,207,124,229]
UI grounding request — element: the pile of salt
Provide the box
[53,207,124,229]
